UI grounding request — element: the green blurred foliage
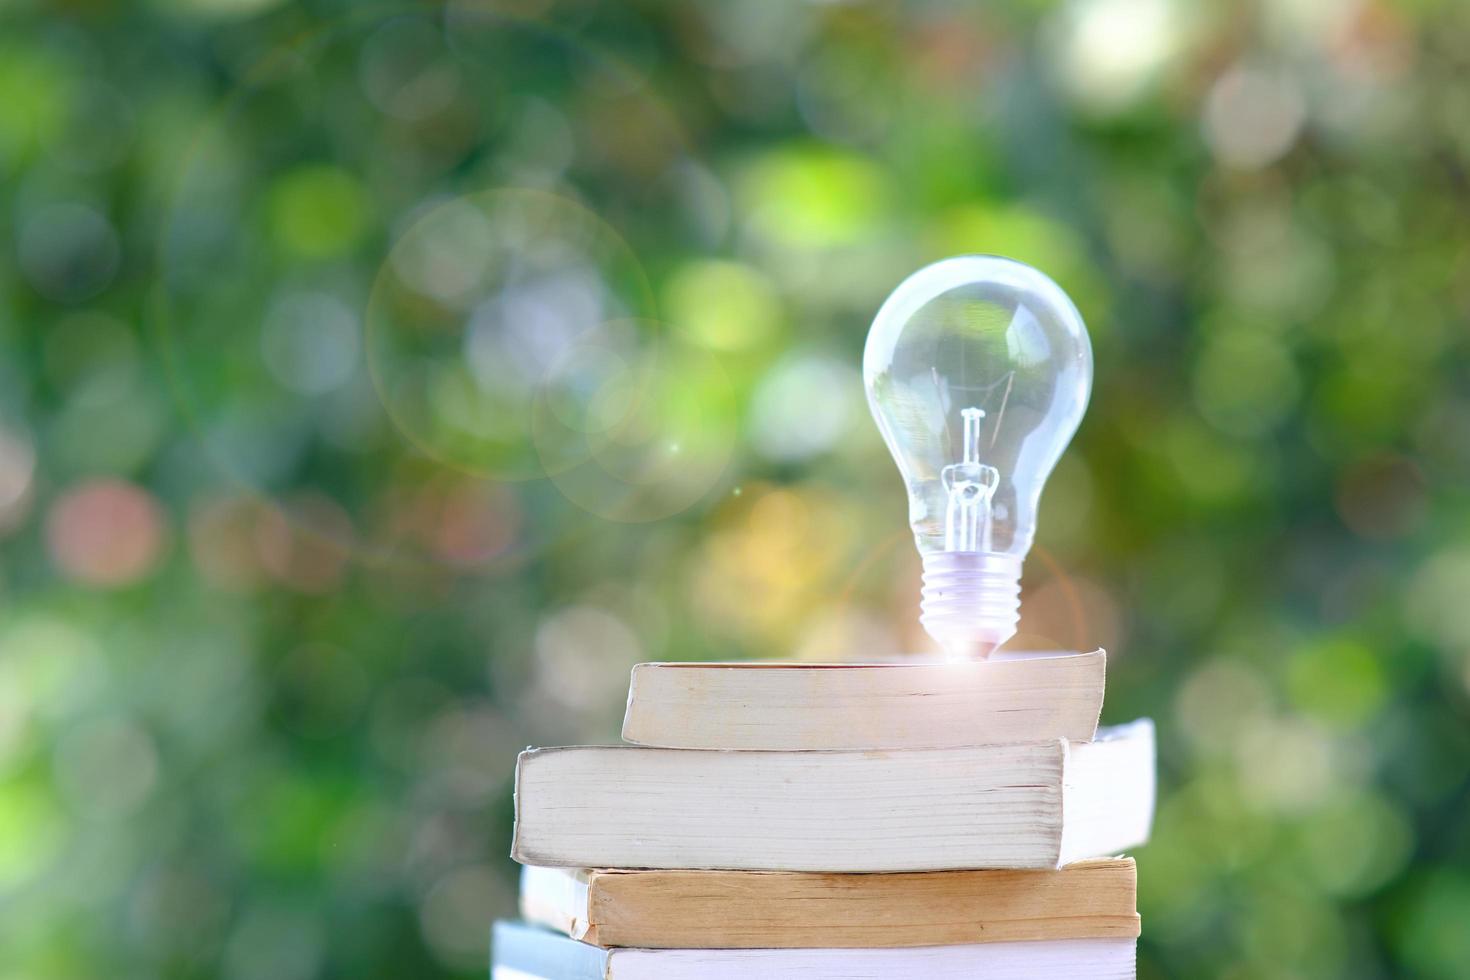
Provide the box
[0,0,1468,977]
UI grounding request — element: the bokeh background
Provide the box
[2,0,1467,977]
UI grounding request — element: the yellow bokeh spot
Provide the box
[928,203,1106,328]
[0,778,62,889]
[1286,639,1386,729]
[664,260,781,351]
[267,164,369,259]
[742,146,887,249]
[693,484,854,648]
[0,45,71,168]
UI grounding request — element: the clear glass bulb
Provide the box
[864,256,1093,658]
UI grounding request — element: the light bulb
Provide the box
[864,256,1093,658]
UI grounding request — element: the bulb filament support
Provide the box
[941,407,998,552]
[925,405,1019,658]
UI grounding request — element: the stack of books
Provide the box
[496,650,1154,979]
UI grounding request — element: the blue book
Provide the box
[493,922,608,979]
[491,920,1136,979]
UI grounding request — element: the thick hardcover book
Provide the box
[621,650,1106,750]
[519,857,1140,948]
[491,921,1137,980]
[511,720,1154,872]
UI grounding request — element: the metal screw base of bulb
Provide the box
[920,551,1022,659]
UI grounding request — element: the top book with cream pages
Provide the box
[621,649,1106,750]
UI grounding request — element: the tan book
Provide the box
[519,858,1140,949]
[622,650,1106,750]
[511,720,1154,872]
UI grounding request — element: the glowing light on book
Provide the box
[864,256,1093,659]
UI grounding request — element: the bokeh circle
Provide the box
[364,188,656,482]
[154,8,712,567]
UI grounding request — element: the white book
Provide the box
[492,921,1136,979]
[622,650,1106,750]
[511,719,1154,872]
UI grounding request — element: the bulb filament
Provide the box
[941,406,998,552]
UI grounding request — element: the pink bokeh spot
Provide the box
[46,480,167,587]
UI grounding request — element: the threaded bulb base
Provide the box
[920,551,1022,659]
